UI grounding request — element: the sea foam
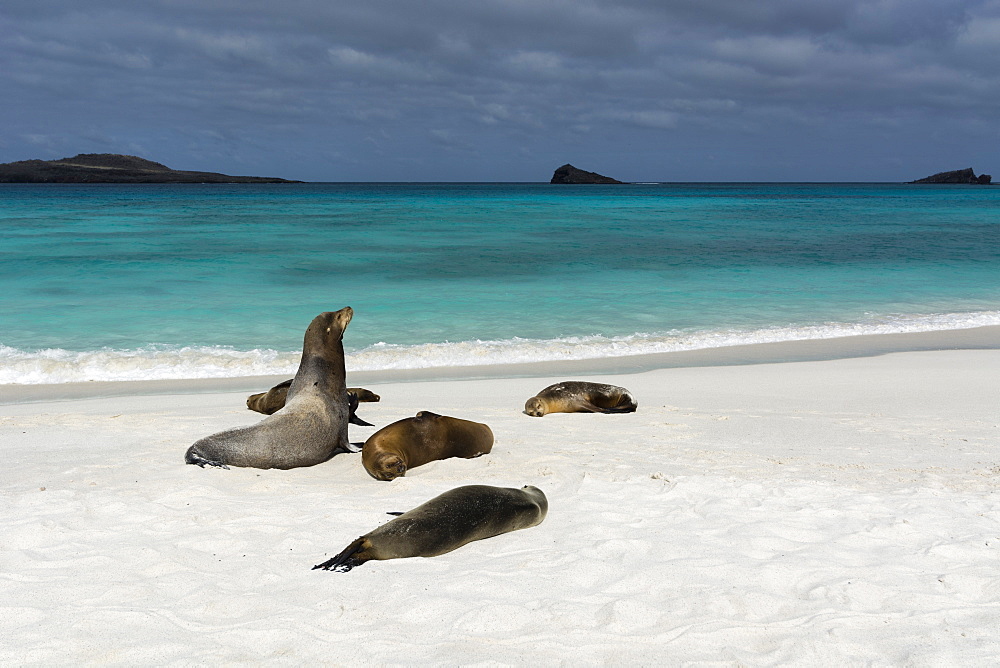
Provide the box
[2,311,999,385]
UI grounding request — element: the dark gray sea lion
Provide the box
[247,381,379,416]
[524,381,637,417]
[362,411,494,481]
[312,484,548,572]
[185,307,354,469]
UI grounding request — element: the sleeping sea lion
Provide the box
[247,381,379,415]
[362,411,494,481]
[185,307,354,469]
[312,484,547,572]
[524,381,637,417]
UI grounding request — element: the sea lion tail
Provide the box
[184,446,230,469]
[313,536,368,572]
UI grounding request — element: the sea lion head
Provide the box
[302,307,353,350]
[524,397,548,417]
[368,453,407,481]
[520,485,549,523]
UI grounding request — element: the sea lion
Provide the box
[349,387,381,403]
[524,381,637,417]
[185,307,354,469]
[312,484,548,572]
[362,411,494,481]
[245,380,375,426]
[247,381,379,415]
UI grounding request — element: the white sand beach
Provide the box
[2,336,999,665]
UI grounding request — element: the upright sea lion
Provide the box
[524,381,637,417]
[185,307,354,469]
[246,381,379,415]
[362,411,494,481]
[313,484,548,572]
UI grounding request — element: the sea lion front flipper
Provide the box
[347,392,374,427]
[599,405,637,414]
[579,400,636,414]
[313,536,369,572]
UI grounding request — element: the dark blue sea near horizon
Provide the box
[2,182,999,384]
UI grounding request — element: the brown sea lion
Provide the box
[312,484,548,572]
[362,411,494,481]
[246,380,375,426]
[185,307,354,469]
[524,381,637,417]
[247,381,379,415]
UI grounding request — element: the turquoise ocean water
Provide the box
[2,182,999,384]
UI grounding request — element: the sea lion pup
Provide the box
[312,484,547,572]
[185,307,354,469]
[246,381,379,415]
[246,380,374,426]
[362,411,494,481]
[524,381,638,417]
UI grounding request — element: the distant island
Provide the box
[550,164,624,184]
[0,154,300,183]
[909,168,992,185]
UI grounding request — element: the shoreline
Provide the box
[3,324,999,404]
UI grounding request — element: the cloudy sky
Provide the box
[2,0,998,181]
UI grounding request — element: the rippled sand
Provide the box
[2,349,999,664]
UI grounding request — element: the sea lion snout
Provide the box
[372,454,407,481]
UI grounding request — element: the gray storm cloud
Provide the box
[1,0,998,181]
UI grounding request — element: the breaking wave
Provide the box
[2,310,999,385]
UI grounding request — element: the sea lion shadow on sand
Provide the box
[185,307,356,470]
[313,484,548,572]
[524,381,638,417]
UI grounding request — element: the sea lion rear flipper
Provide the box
[386,511,404,516]
[184,447,231,470]
[313,536,368,572]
